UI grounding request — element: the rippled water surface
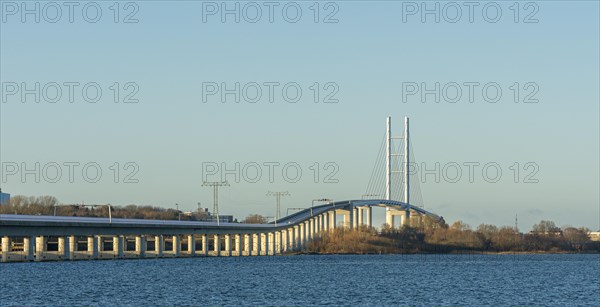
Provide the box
[1,254,599,306]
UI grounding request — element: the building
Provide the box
[0,191,10,205]
[589,232,600,242]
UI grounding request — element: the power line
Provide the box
[266,191,290,222]
[202,181,229,225]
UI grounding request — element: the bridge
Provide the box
[0,117,445,262]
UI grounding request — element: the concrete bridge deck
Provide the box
[0,200,443,262]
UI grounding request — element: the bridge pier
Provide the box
[88,236,98,259]
[1,236,10,262]
[35,236,46,261]
[155,235,164,257]
[136,236,146,257]
[233,234,241,256]
[329,211,337,230]
[252,233,260,256]
[24,236,34,261]
[243,234,250,256]
[113,236,124,259]
[357,208,363,226]
[224,234,232,256]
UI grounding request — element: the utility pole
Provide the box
[266,191,290,221]
[202,181,229,225]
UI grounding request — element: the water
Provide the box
[1,254,598,306]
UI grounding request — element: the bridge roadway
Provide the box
[0,200,443,262]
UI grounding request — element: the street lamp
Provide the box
[312,198,333,216]
[176,203,181,221]
[362,194,380,200]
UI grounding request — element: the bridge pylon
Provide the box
[384,116,411,228]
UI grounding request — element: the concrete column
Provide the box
[1,237,10,262]
[136,236,146,257]
[58,237,66,258]
[305,221,310,242]
[293,226,299,250]
[352,207,358,229]
[253,233,260,256]
[97,236,104,253]
[202,234,208,256]
[343,211,351,228]
[268,233,274,255]
[155,235,163,257]
[401,210,410,226]
[87,236,98,259]
[386,209,395,228]
[281,230,287,253]
[69,236,76,260]
[260,233,267,256]
[234,234,241,256]
[366,206,372,227]
[213,234,221,255]
[275,231,282,254]
[187,235,195,256]
[58,237,69,259]
[24,236,34,261]
[299,224,305,248]
[330,211,337,230]
[244,234,251,256]
[35,236,46,261]
[172,235,180,257]
[113,236,123,258]
[224,234,232,256]
[311,218,316,237]
[357,208,363,226]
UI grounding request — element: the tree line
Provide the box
[306,217,598,254]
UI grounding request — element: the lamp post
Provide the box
[311,198,333,216]
[362,194,380,200]
[176,203,181,221]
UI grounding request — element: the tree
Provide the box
[242,214,268,224]
[562,227,590,251]
[532,220,560,235]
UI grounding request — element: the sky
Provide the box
[1,0,599,231]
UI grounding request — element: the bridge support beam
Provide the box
[58,237,66,260]
[173,235,181,257]
[187,235,195,256]
[35,236,46,261]
[386,210,395,228]
[155,235,164,257]
[24,236,34,261]
[366,207,372,228]
[357,208,363,226]
[243,234,251,256]
[88,236,98,259]
[252,234,260,256]
[113,236,124,258]
[69,236,76,260]
[213,234,221,256]
[136,236,146,257]
[224,234,232,256]
[1,237,10,262]
[330,211,337,230]
[234,234,241,256]
[201,235,208,256]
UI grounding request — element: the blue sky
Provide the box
[1,1,599,231]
